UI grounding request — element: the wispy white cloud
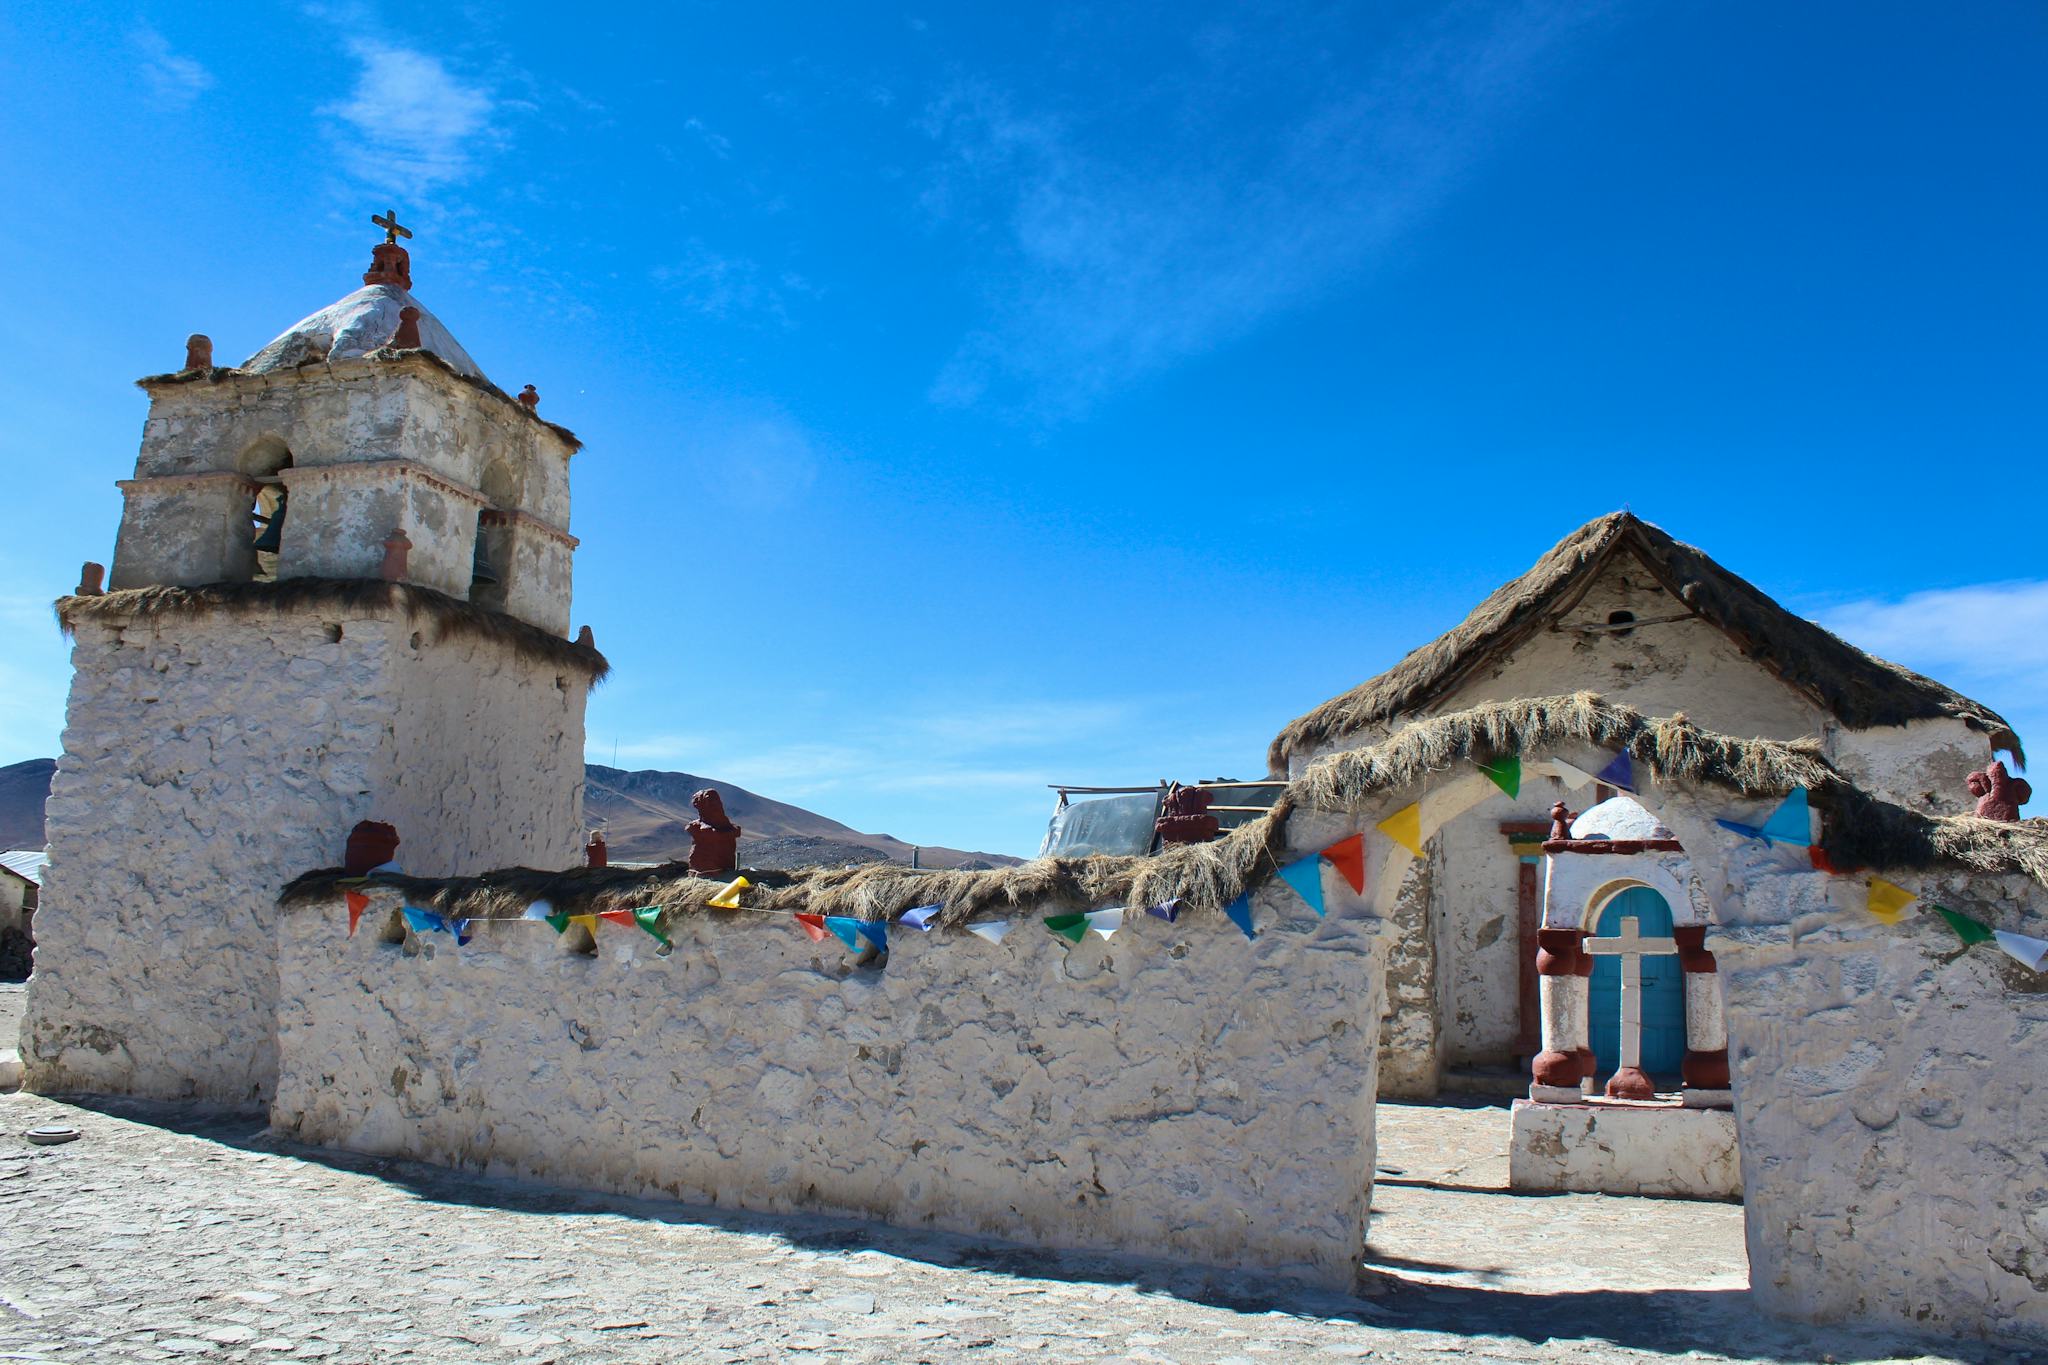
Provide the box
[132,24,215,110]
[919,3,1610,416]
[1815,580,2047,766]
[650,242,812,325]
[323,41,497,192]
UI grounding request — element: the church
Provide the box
[16,218,2047,1346]
[1261,511,2019,1099]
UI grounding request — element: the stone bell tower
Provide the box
[21,214,604,1104]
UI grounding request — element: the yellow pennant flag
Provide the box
[1866,878,1918,924]
[706,876,751,910]
[570,913,600,937]
[1378,803,1424,857]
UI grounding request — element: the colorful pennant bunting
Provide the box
[1992,930,2048,972]
[570,913,600,938]
[900,905,941,931]
[1223,893,1256,941]
[793,913,829,943]
[543,909,571,934]
[1547,758,1598,790]
[1085,908,1125,939]
[600,905,670,946]
[1595,752,1636,792]
[822,916,864,951]
[1477,755,1521,799]
[345,890,369,937]
[1378,803,1423,857]
[1932,906,1995,947]
[1322,835,1366,894]
[400,907,471,945]
[1866,878,1918,924]
[1278,855,1326,918]
[1146,898,1184,923]
[1044,912,1089,944]
[966,920,1012,944]
[705,876,751,910]
[857,921,889,953]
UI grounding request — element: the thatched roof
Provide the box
[280,693,2048,928]
[57,578,609,683]
[1268,513,2021,773]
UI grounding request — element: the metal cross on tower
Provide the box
[372,210,412,244]
[1585,913,1677,1097]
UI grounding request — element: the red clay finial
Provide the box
[1966,759,2031,822]
[379,528,412,581]
[77,562,105,596]
[184,334,213,371]
[363,210,414,290]
[517,384,539,410]
[392,307,422,349]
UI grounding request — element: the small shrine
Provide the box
[1508,796,1740,1198]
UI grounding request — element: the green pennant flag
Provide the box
[544,910,571,934]
[634,905,670,946]
[1043,912,1089,943]
[1932,905,1994,947]
[1478,755,1521,799]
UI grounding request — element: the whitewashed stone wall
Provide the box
[272,880,1388,1291]
[20,605,586,1103]
[1712,862,2048,1343]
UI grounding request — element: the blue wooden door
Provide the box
[1587,888,1686,1081]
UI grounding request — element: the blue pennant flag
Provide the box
[900,905,940,931]
[453,918,474,946]
[402,906,447,935]
[857,920,889,953]
[1595,751,1636,792]
[1717,787,1811,848]
[822,916,864,951]
[1146,898,1183,923]
[1223,893,1257,941]
[1278,856,1326,918]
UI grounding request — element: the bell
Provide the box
[251,509,284,553]
[471,533,500,587]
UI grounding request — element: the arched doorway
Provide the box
[1587,886,1685,1082]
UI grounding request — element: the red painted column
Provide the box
[1531,929,1588,1090]
[1675,925,1730,1089]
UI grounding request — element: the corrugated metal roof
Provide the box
[0,850,47,886]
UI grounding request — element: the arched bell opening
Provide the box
[238,436,293,583]
[470,509,511,612]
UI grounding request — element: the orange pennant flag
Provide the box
[1322,834,1366,894]
[345,890,370,937]
[1377,803,1424,857]
[1866,878,1917,924]
[598,909,637,928]
[794,913,828,943]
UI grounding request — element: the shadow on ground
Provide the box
[48,1094,2002,1365]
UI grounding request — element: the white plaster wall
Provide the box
[1713,866,2048,1343]
[272,884,1387,1291]
[1541,848,1706,932]
[20,607,585,1103]
[1832,717,1994,816]
[1507,1100,1740,1199]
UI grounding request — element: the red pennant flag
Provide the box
[794,913,829,943]
[598,908,637,928]
[345,890,369,937]
[1322,834,1366,894]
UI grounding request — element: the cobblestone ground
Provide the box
[0,1084,2013,1364]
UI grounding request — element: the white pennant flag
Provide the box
[1546,759,1599,790]
[967,920,1012,944]
[1085,908,1126,940]
[1993,930,2048,972]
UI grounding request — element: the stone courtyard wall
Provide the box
[271,879,1388,1291]
[20,605,585,1104]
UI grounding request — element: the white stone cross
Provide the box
[1585,915,1678,1072]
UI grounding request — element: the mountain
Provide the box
[584,765,1017,869]
[0,760,53,849]
[0,757,1020,870]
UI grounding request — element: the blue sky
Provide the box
[1,2,2041,857]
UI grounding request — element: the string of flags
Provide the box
[342,746,2042,978]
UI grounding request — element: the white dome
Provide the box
[1569,796,1674,842]
[242,284,484,380]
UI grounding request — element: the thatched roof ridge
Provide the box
[1268,512,2021,772]
[279,693,2048,929]
[57,578,609,682]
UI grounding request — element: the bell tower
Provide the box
[22,216,604,1104]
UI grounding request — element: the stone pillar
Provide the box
[1530,928,1589,1101]
[1675,925,1732,1107]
